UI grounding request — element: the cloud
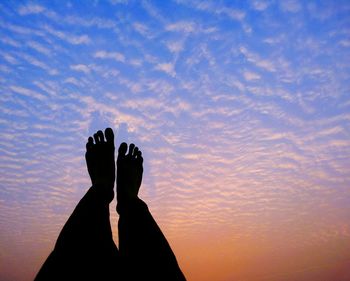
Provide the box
[243,71,260,81]
[155,62,176,77]
[76,95,146,133]
[0,21,44,36]
[175,1,245,21]
[94,50,125,62]
[17,3,58,20]
[0,52,19,65]
[239,46,276,72]
[18,3,116,30]
[216,7,245,21]
[165,40,184,54]
[166,21,196,33]
[117,77,143,93]
[9,85,46,101]
[64,77,83,87]
[281,0,302,13]
[16,52,58,75]
[109,0,128,4]
[18,4,45,15]
[70,64,91,74]
[263,36,285,45]
[133,22,151,37]
[43,25,90,45]
[141,0,166,23]
[251,0,270,11]
[339,40,350,47]
[1,37,20,47]
[92,65,120,78]
[0,64,11,73]
[27,41,51,56]
[165,21,217,35]
[64,15,117,29]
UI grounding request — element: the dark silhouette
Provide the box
[35,128,185,281]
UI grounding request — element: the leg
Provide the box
[35,129,120,281]
[117,143,186,280]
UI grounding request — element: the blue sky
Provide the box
[0,1,350,280]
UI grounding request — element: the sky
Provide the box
[0,1,350,280]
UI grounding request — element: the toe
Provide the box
[133,147,139,159]
[118,142,128,158]
[137,151,143,164]
[97,130,105,143]
[127,143,135,157]
[105,128,114,144]
[86,136,94,151]
[93,133,100,144]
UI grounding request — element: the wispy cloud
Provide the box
[94,50,125,62]
[43,25,90,45]
[109,0,128,5]
[280,0,302,13]
[165,21,197,33]
[9,85,46,101]
[0,52,19,64]
[243,71,260,81]
[16,52,58,75]
[17,3,58,20]
[70,64,91,74]
[64,15,117,29]
[165,40,184,54]
[176,0,245,21]
[133,22,152,38]
[240,46,276,72]
[1,37,21,47]
[27,41,51,56]
[155,62,176,77]
[18,4,45,15]
[251,0,270,11]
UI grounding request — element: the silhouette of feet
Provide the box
[117,143,143,202]
[85,128,115,202]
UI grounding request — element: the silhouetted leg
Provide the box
[117,143,186,280]
[35,129,120,281]
[35,185,119,281]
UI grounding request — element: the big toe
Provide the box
[97,130,105,143]
[105,128,114,145]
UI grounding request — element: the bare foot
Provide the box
[117,142,143,202]
[85,128,115,202]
